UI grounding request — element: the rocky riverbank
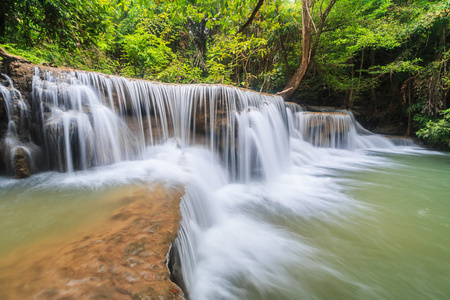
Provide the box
[0,184,185,300]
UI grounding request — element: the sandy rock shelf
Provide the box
[0,184,185,300]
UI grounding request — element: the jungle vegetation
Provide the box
[0,0,449,148]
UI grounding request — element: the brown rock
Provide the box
[12,147,31,178]
[0,185,186,300]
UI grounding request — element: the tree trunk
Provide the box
[277,0,337,100]
[407,80,412,136]
[277,0,312,100]
[370,49,376,104]
[349,65,355,108]
[0,10,5,40]
[280,41,290,78]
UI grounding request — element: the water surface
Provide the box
[0,145,448,300]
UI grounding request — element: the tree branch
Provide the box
[237,0,264,34]
[311,0,337,58]
[306,4,318,33]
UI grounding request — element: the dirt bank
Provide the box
[0,184,185,300]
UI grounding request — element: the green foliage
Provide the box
[0,44,47,65]
[0,0,110,48]
[155,57,202,83]
[1,43,118,74]
[206,34,268,87]
[121,25,173,78]
[416,109,450,148]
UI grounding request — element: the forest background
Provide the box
[1,0,449,148]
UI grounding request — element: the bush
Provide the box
[416,109,450,149]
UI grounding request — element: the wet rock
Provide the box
[168,242,187,298]
[285,101,302,112]
[43,112,94,171]
[0,96,8,175]
[12,147,31,178]
[5,61,34,101]
[300,112,353,148]
[124,238,147,257]
[0,94,8,139]
[303,112,350,133]
[0,185,186,300]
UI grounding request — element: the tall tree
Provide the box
[278,0,337,100]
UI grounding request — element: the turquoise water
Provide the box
[332,152,450,299]
[245,150,450,300]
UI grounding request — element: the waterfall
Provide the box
[0,74,41,177]
[1,68,400,177]
[294,112,356,149]
[20,68,290,179]
[0,68,417,299]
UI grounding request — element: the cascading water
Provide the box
[23,68,290,177]
[0,74,41,177]
[294,112,356,149]
[1,68,448,300]
[31,70,140,172]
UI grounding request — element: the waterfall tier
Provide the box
[0,68,405,179]
[294,112,355,149]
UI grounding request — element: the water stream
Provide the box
[0,69,449,299]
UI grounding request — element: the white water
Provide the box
[0,74,39,175]
[173,107,415,299]
[2,69,448,299]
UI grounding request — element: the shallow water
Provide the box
[0,143,189,257]
[0,182,135,257]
